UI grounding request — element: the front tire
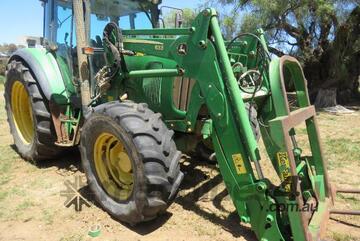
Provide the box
[80,101,184,224]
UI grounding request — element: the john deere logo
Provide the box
[60,175,92,211]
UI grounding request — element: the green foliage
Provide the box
[0,60,7,76]
[0,43,24,76]
[201,0,241,39]
[0,43,24,55]
[203,0,360,97]
[203,0,359,58]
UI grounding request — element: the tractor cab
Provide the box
[41,0,162,97]
[42,0,197,124]
[43,0,159,43]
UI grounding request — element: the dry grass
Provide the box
[0,84,359,240]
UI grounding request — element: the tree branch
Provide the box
[268,40,298,46]
[268,46,286,57]
[279,20,301,38]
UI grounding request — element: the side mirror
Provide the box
[175,12,183,28]
[160,6,184,28]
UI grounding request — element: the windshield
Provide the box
[52,0,159,96]
[55,0,157,38]
[88,11,153,85]
[86,0,157,96]
[54,0,156,47]
[90,11,153,41]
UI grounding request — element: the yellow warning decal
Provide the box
[232,154,247,174]
[277,152,291,192]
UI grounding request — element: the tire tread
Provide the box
[4,60,62,161]
[83,101,183,223]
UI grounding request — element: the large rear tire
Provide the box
[80,101,184,224]
[4,60,63,161]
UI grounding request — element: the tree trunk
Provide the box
[314,88,337,109]
[304,6,360,106]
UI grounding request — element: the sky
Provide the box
[0,0,201,45]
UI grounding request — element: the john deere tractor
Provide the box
[4,0,360,240]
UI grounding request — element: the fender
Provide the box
[9,48,70,104]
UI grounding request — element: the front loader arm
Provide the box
[119,9,289,240]
[115,8,333,241]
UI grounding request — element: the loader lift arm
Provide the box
[93,8,341,241]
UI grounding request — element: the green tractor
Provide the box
[4,0,359,240]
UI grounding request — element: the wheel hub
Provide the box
[11,81,34,145]
[93,133,134,200]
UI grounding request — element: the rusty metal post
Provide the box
[73,0,91,111]
[336,188,360,194]
[330,187,360,216]
[330,210,360,215]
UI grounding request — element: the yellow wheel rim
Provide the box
[93,133,134,200]
[11,81,34,145]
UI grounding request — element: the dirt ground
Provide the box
[0,85,359,241]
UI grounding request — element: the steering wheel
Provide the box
[237,69,262,94]
[227,33,269,95]
[103,22,123,69]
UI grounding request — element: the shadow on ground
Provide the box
[10,143,256,240]
[10,144,82,172]
[330,217,360,229]
[176,158,256,240]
